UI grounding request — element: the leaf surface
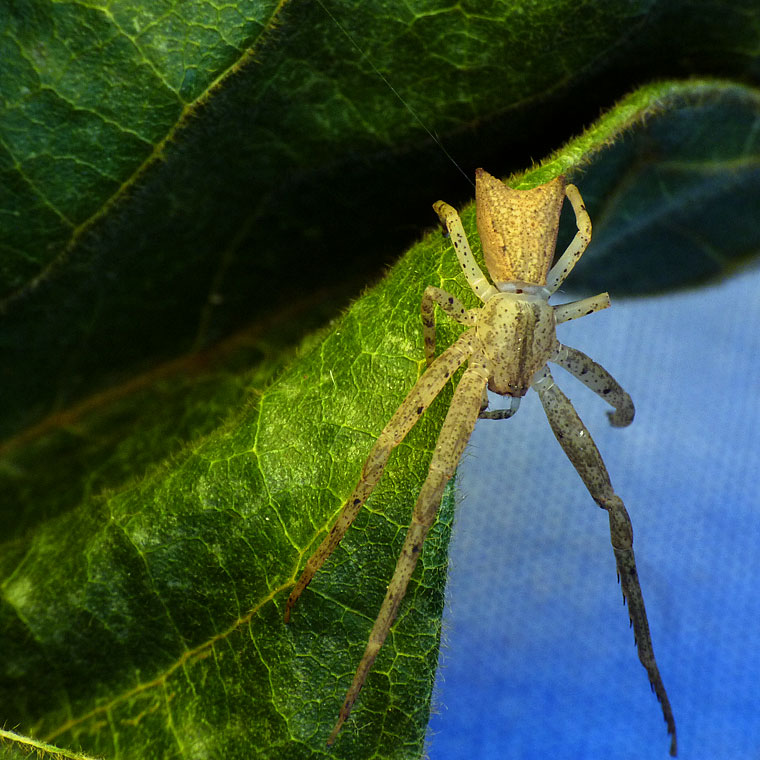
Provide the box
[2,1,760,757]
[2,0,760,436]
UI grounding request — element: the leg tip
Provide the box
[326,720,343,746]
[607,407,634,428]
[283,595,297,624]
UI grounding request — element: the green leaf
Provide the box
[0,728,98,760]
[2,0,760,437]
[2,0,760,757]
[3,77,760,758]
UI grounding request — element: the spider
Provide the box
[284,169,677,755]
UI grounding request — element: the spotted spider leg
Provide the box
[432,200,498,302]
[546,183,593,293]
[325,353,489,744]
[532,367,677,756]
[531,181,674,752]
[551,343,635,427]
[285,327,486,746]
[421,285,478,363]
[283,329,477,628]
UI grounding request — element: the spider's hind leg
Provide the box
[327,359,489,745]
[284,330,476,623]
[533,367,677,757]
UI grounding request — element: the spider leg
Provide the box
[553,292,610,324]
[284,330,477,623]
[546,184,592,294]
[421,285,477,365]
[327,359,489,745]
[533,368,677,756]
[551,344,635,427]
[478,394,521,420]
[479,386,489,414]
[432,200,498,302]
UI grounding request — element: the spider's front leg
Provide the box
[327,358,489,745]
[546,183,593,294]
[533,368,677,757]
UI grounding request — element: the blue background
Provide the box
[426,266,760,759]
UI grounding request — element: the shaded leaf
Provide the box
[552,81,760,293]
[3,0,760,438]
[2,78,760,759]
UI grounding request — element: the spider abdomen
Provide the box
[476,169,566,286]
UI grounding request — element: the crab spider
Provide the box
[284,169,677,755]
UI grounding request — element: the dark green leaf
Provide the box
[3,79,760,758]
[2,0,760,757]
[2,0,760,437]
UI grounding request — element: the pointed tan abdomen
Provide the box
[475,169,566,286]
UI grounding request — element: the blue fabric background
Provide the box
[426,266,760,759]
